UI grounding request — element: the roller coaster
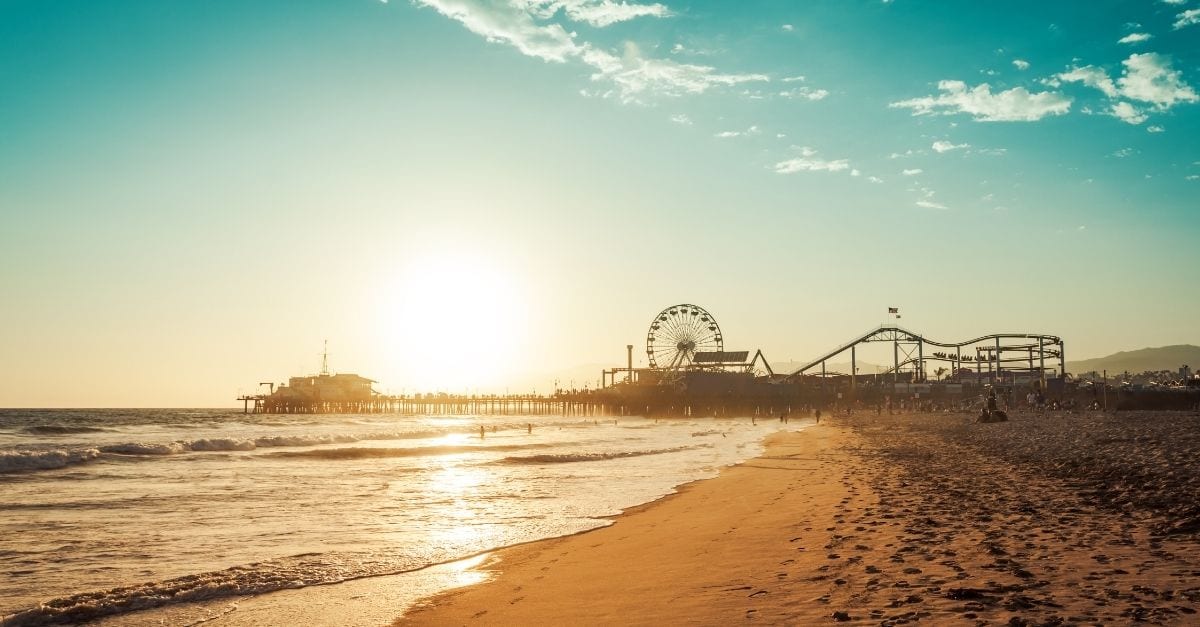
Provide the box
[787,325,1065,385]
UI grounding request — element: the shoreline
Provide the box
[80,420,794,627]
[399,411,1200,625]
[87,410,1200,625]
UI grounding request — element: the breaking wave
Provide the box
[0,449,102,473]
[0,550,438,627]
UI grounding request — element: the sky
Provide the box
[1,0,1198,407]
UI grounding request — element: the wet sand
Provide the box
[400,411,1200,625]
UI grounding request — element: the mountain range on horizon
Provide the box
[1065,345,1200,377]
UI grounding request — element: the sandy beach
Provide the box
[400,411,1200,626]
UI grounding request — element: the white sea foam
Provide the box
[0,551,427,627]
[99,442,186,455]
[0,449,101,473]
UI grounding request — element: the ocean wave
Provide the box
[0,449,102,473]
[21,425,111,435]
[99,442,187,456]
[0,550,433,627]
[264,443,540,461]
[499,445,707,465]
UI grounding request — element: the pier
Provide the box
[237,392,612,416]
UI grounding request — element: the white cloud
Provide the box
[1110,101,1147,125]
[1174,8,1200,29]
[1056,66,1119,98]
[524,0,671,27]
[669,113,692,125]
[850,169,861,176]
[1162,0,1186,5]
[781,24,794,32]
[773,147,852,174]
[931,140,969,153]
[779,87,829,101]
[902,168,923,176]
[889,80,1071,121]
[868,176,884,183]
[1117,53,1198,109]
[1147,124,1164,133]
[414,0,580,62]
[1187,175,1200,181]
[1013,59,1030,71]
[714,125,759,138]
[583,44,769,103]
[1077,225,1087,231]
[780,75,806,83]
[1112,147,1134,158]
[412,1,767,104]
[916,200,948,209]
[1118,32,1152,44]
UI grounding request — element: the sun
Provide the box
[378,249,530,392]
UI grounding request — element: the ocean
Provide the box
[0,409,783,625]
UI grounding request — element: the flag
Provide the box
[888,307,898,314]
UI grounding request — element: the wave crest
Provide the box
[0,449,102,473]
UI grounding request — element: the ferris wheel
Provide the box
[646,304,724,370]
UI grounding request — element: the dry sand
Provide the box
[399,411,1200,626]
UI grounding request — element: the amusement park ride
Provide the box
[600,304,773,388]
[601,303,1066,394]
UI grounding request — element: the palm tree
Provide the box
[934,366,948,381]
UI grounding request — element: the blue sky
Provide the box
[0,0,1197,405]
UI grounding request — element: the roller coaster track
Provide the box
[788,325,1064,378]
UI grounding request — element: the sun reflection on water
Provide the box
[424,459,503,550]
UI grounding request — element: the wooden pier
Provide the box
[237,393,613,416]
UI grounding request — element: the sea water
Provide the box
[0,409,782,625]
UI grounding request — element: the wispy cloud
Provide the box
[414,0,579,62]
[1118,32,1152,44]
[916,200,948,209]
[890,80,1071,121]
[778,87,829,101]
[1174,8,1200,30]
[583,44,769,103]
[931,140,969,153]
[1051,53,1197,124]
[669,113,692,125]
[1147,124,1164,133]
[525,0,670,27]
[411,1,768,104]
[1013,59,1030,71]
[781,24,794,32]
[902,168,924,176]
[714,125,760,138]
[773,147,852,174]
[868,176,884,184]
[1054,66,1118,98]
